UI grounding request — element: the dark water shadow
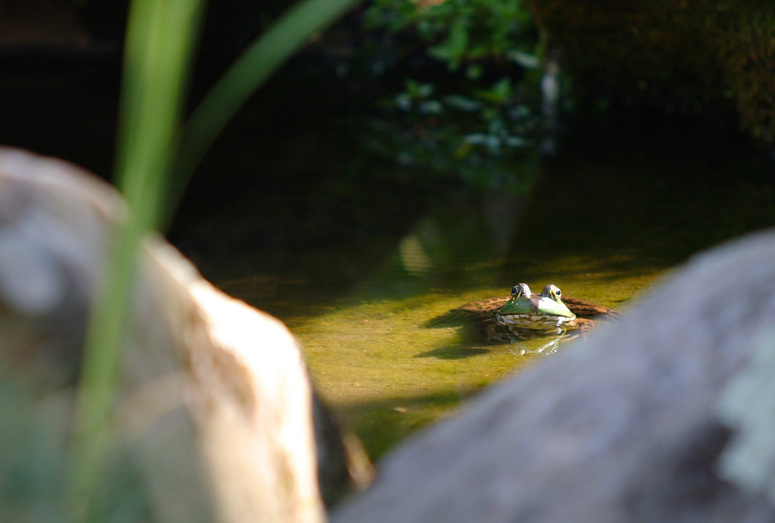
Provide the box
[333,389,484,461]
[415,346,490,359]
[422,310,466,328]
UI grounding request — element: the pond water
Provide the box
[5,57,773,461]
[173,117,775,460]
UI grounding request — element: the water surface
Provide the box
[183,131,775,459]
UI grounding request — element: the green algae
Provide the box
[208,141,775,463]
[286,266,659,460]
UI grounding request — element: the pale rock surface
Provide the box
[0,147,327,522]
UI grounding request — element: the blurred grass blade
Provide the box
[68,0,360,517]
[169,0,361,220]
[67,0,205,519]
[116,0,206,227]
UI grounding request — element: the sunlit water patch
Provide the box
[201,140,775,460]
[221,267,650,459]
[287,292,550,457]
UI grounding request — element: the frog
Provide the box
[441,283,620,348]
[495,283,576,338]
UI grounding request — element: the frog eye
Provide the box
[511,284,530,298]
[541,284,562,300]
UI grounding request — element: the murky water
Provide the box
[178,127,775,459]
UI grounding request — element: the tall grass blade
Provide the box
[67,0,205,519]
[168,0,361,223]
[67,0,360,517]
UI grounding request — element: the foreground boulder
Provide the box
[334,230,775,522]
[0,148,367,522]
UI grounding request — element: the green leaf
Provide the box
[466,63,483,80]
[476,78,513,104]
[443,95,481,112]
[428,17,469,68]
[420,100,443,115]
[172,0,362,220]
[508,50,541,69]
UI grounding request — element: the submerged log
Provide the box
[334,230,775,522]
[0,147,370,522]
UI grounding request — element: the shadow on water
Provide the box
[333,389,486,459]
[415,346,491,360]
